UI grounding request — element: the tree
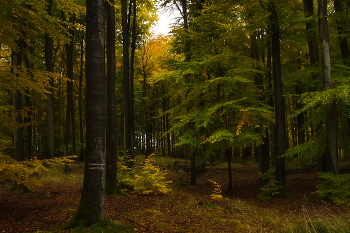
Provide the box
[122,0,133,165]
[45,0,55,159]
[64,13,76,157]
[268,0,287,187]
[12,11,25,162]
[106,0,118,193]
[318,0,338,174]
[69,0,106,226]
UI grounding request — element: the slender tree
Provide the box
[13,16,25,162]
[318,0,338,174]
[64,14,76,156]
[122,0,133,165]
[269,1,287,187]
[106,0,118,192]
[45,0,55,159]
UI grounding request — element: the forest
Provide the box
[1,0,350,232]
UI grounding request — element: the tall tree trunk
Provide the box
[334,0,350,159]
[71,0,106,226]
[24,44,34,159]
[13,21,25,162]
[45,0,55,159]
[64,15,76,156]
[106,0,118,193]
[122,0,132,166]
[78,35,85,161]
[250,32,270,173]
[318,0,338,174]
[269,1,286,187]
[129,0,137,158]
[303,0,325,169]
[303,0,319,70]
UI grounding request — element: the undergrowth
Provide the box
[258,169,282,201]
[132,154,172,195]
[316,172,350,206]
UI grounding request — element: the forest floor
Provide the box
[1,158,350,232]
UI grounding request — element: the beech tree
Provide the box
[318,0,338,174]
[268,0,287,188]
[106,0,118,193]
[70,0,106,226]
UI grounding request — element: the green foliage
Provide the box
[132,154,172,195]
[316,173,350,206]
[0,154,77,188]
[116,156,135,191]
[258,169,281,201]
[283,133,326,164]
[285,83,350,164]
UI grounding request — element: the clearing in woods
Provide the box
[0,158,350,232]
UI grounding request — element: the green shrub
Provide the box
[116,157,135,191]
[258,169,281,201]
[316,172,350,205]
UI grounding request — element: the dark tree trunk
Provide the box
[269,1,286,186]
[250,32,270,171]
[334,0,350,159]
[71,0,106,226]
[24,47,34,159]
[45,0,55,159]
[129,0,137,157]
[78,35,85,161]
[12,23,25,162]
[226,148,233,194]
[122,0,132,166]
[190,150,196,185]
[106,0,118,193]
[303,0,319,69]
[318,0,338,174]
[64,15,76,156]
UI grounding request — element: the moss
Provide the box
[9,183,31,193]
[62,200,104,230]
[105,180,125,196]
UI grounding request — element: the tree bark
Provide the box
[45,0,55,159]
[63,14,76,157]
[129,0,137,158]
[269,1,286,186]
[72,0,106,226]
[78,35,85,161]
[122,0,133,166]
[318,0,338,174]
[106,0,118,192]
[12,19,25,162]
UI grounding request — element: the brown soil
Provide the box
[0,162,347,232]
